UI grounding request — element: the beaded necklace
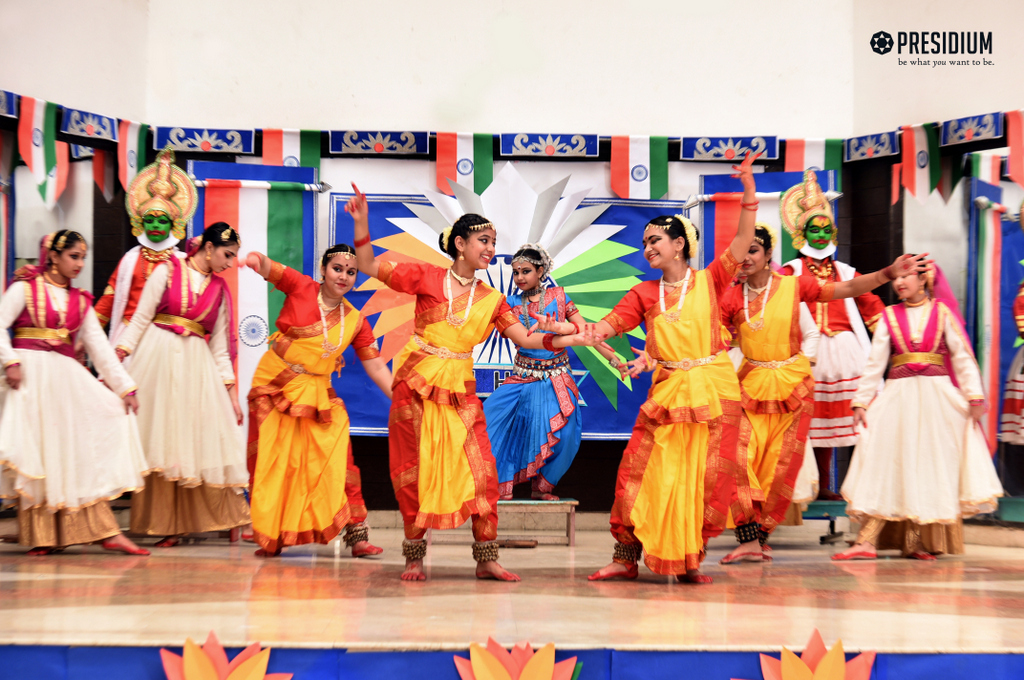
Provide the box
[659,267,691,323]
[317,290,344,358]
[445,270,479,327]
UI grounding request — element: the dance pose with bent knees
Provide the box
[0,232,149,556]
[349,185,605,581]
[245,243,392,557]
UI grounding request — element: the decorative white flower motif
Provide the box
[947,114,996,145]
[66,110,115,140]
[693,136,767,161]
[848,134,894,161]
[167,128,245,153]
[341,130,419,154]
[512,134,589,157]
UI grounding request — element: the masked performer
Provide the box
[244,244,392,557]
[781,170,885,499]
[834,264,1003,560]
[720,223,930,564]
[483,243,586,501]
[349,185,604,581]
[115,157,250,546]
[574,152,760,584]
[0,231,150,555]
[95,150,185,343]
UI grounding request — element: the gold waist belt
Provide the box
[154,313,207,337]
[13,327,71,343]
[890,352,944,368]
[746,354,801,369]
[413,335,473,361]
[657,351,722,372]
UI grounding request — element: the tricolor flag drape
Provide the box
[972,152,1005,185]
[190,161,317,432]
[436,132,493,195]
[900,122,941,203]
[610,136,668,200]
[93,148,114,202]
[1006,109,1024,188]
[118,120,149,191]
[0,130,13,289]
[18,97,68,208]
[262,129,321,171]
[784,139,843,190]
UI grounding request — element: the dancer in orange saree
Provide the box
[580,152,761,584]
[348,185,604,581]
[244,243,394,557]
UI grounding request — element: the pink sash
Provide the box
[153,258,237,362]
[883,302,953,382]
[11,277,90,359]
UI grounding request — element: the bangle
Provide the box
[354,234,371,248]
[542,333,558,353]
[969,399,985,406]
[741,204,759,212]
[571,321,581,334]
[740,200,759,207]
[125,390,137,398]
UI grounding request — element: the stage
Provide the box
[2,523,1024,679]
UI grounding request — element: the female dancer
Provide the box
[349,185,604,581]
[116,224,250,545]
[834,264,1003,560]
[719,223,930,564]
[0,231,149,555]
[244,243,392,557]
[484,243,585,500]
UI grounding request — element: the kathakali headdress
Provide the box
[780,169,837,258]
[125,147,198,240]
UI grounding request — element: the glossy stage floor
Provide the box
[2,523,1024,679]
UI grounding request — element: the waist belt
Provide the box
[414,334,472,360]
[890,352,944,368]
[13,327,71,343]
[512,351,570,379]
[745,354,801,369]
[657,351,722,372]
[154,313,207,337]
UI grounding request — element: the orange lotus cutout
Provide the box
[736,630,875,680]
[160,632,293,680]
[454,638,581,680]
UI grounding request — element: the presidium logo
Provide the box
[870,30,994,65]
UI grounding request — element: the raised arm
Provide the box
[728,151,760,265]
[347,183,379,280]
[831,254,931,299]
[244,251,273,280]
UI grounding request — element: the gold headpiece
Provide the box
[779,170,837,250]
[753,222,777,251]
[511,242,554,273]
[646,215,698,260]
[126,146,198,241]
[442,220,496,256]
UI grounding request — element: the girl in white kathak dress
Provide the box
[834,264,1003,560]
[0,231,150,555]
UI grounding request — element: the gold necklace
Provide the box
[907,298,931,343]
[317,291,344,358]
[659,267,691,323]
[449,268,474,286]
[446,270,479,327]
[743,279,770,331]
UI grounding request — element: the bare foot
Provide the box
[832,542,877,561]
[588,561,639,581]
[677,569,713,584]
[720,540,763,565]
[254,548,282,558]
[101,534,150,556]
[531,492,560,501]
[351,540,384,558]
[402,558,427,581]
[476,560,520,581]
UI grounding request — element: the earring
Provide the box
[458,254,465,260]
[764,262,771,270]
[674,253,681,261]
[50,262,58,274]
[206,253,212,262]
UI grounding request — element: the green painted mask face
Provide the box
[803,217,834,250]
[142,212,172,243]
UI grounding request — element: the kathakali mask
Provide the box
[126,147,197,243]
[780,169,838,259]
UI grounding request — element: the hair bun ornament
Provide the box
[441,225,454,254]
[753,221,778,251]
[673,214,699,258]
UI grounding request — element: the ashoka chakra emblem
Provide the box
[457,158,475,175]
[917,150,929,168]
[283,155,299,167]
[631,164,649,182]
[239,315,269,347]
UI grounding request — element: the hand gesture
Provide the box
[601,342,630,380]
[853,406,867,429]
[625,347,653,379]
[567,323,608,348]
[890,252,932,279]
[4,364,21,390]
[527,310,569,336]
[731,150,761,193]
[344,183,368,223]
[123,393,139,415]
[244,251,263,271]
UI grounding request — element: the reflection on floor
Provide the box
[2,526,1024,652]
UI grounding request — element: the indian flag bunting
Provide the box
[436,132,493,195]
[118,120,149,191]
[976,204,1002,447]
[972,152,1004,185]
[1006,110,1024,188]
[784,139,844,190]
[900,123,941,203]
[93,148,115,202]
[937,154,965,202]
[891,163,902,205]
[610,136,668,200]
[262,129,321,171]
[17,97,68,208]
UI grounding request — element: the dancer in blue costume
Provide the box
[484,244,587,500]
